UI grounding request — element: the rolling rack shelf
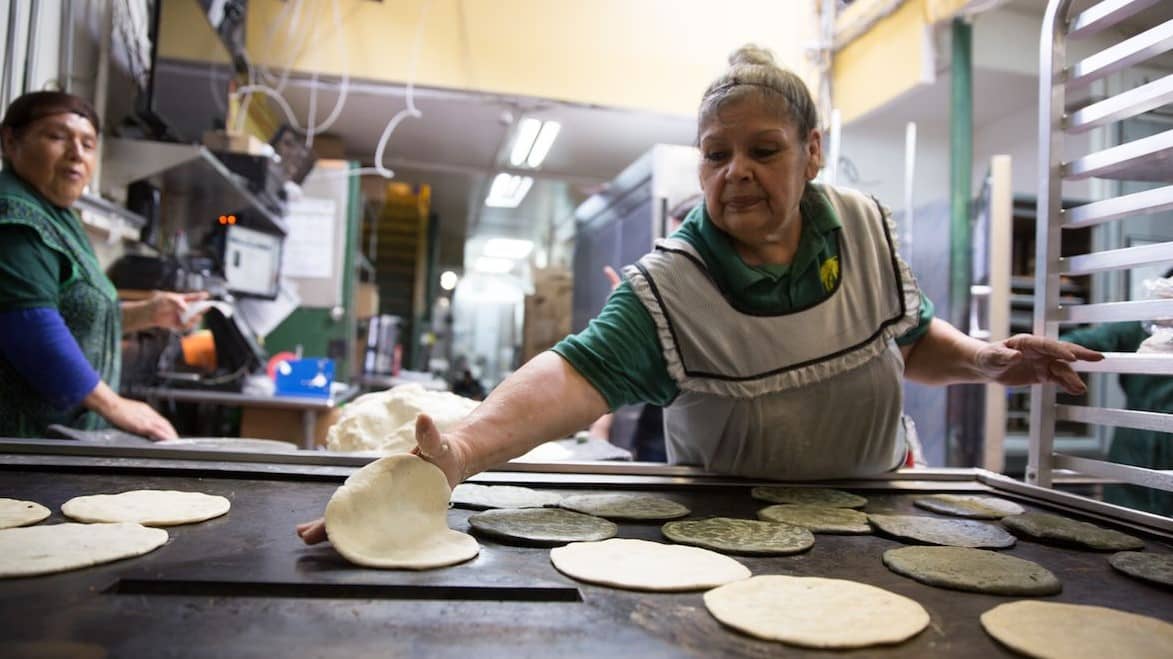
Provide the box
[1030,0,1173,518]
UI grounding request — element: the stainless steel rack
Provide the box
[1030,0,1173,500]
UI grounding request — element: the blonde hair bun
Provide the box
[728,44,776,68]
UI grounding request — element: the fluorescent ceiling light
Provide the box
[485,173,534,208]
[472,256,515,273]
[509,118,542,167]
[526,121,561,168]
[484,238,534,260]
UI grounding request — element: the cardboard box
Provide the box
[240,406,342,449]
[355,282,380,320]
[522,267,573,363]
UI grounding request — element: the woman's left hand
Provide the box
[147,291,209,331]
[975,334,1104,394]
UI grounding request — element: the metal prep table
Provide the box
[137,385,361,450]
[0,439,1170,658]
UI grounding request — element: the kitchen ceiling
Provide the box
[277,75,696,269]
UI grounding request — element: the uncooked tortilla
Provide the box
[981,600,1173,659]
[913,494,1024,519]
[62,490,230,526]
[0,498,50,529]
[704,575,929,649]
[467,508,616,546]
[1108,551,1173,587]
[661,517,814,555]
[883,546,1061,595]
[0,522,168,578]
[868,514,1016,548]
[325,384,478,453]
[325,454,479,569]
[750,486,866,509]
[1002,512,1144,551]
[156,437,296,452]
[558,494,689,521]
[757,504,870,534]
[550,538,750,591]
[450,483,564,509]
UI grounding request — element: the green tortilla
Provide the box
[883,546,1061,595]
[1108,551,1173,587]
[868,514,1016,549]
[467,508,617,546]
[913,494,1024,519]
[558,494,689,521]
[750,487,866,509]
[1002,512,1144,551]
[757,504,870,534]
[662,517,815,556]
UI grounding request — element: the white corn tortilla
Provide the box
[62,490,230,526]
[325,454,479,569]
[0,522,168,578]
[704,575,930,649]
[549,538,750,591]
[450,483,564,509]
[981,601,1173,659]
[0,498,50,529]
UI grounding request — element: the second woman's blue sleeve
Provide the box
[0,308,101,410]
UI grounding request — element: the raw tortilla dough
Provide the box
[450,483,564,509]
[981,600,1173,659]
[0,498,50,529]
[704,575,929,649]
[550,538,750,591]
[325,384,478,453]
[558,493,689,521]
[0,522,168,578]
[62,490,230,526]
[325,454,479,569]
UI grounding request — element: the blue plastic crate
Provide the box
[274,358,334,398]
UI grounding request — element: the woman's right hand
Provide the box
[104,396,178,440]
[297,413,469,546]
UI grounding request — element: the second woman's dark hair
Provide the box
[0,91,101,137]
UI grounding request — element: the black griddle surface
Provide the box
[0,467,1170,658]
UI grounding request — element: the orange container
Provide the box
[180,330,217,372]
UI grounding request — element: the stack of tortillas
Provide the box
[325,454,479,569]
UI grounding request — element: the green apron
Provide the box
[0,169,121,436]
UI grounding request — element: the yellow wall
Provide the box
[833,0,933,124]
[161,0,816,118]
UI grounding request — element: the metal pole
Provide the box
[58,0,74,93]
[21,0,40,93]
[950,17,973,333]
[2,0,21,110]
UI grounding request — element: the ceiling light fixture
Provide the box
[472,256,515,274]
[485,172,534,208]
[439,270,459,291]
[509,118,542,167]
[483,238,534,260]
[526,121,561,168]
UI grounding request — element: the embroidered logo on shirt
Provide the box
[819,256,840,291]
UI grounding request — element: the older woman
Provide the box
[0,91,204,439]
[298,46,1102,542]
